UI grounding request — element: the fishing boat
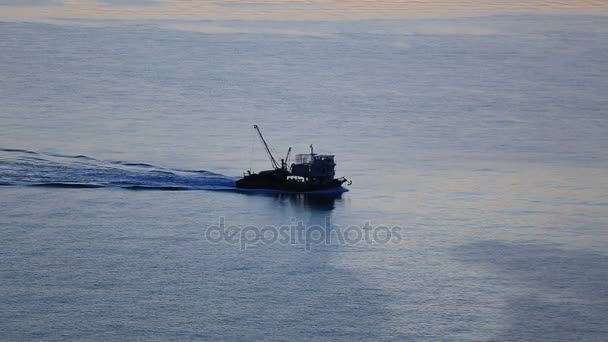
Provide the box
[236,125,351,192]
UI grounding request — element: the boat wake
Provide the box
[0,148,237,191]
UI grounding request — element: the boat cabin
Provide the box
[291,152,336,182]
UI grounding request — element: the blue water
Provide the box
[1,14,608,341]
[0,148,236,190]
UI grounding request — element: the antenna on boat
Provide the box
[253,125,280,170]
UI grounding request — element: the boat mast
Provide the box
[253,125,280,170]
[282,147,292,170]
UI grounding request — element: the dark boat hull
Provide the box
[236,174,348,193]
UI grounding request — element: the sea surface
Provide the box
[1,13,608,341]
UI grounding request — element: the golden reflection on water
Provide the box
[356,161,608,251]
[1,0,608,21]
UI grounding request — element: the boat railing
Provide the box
[295,154,311,164]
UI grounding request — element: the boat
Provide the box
[236,125,351,192]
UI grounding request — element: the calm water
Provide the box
[1,14,608,341]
